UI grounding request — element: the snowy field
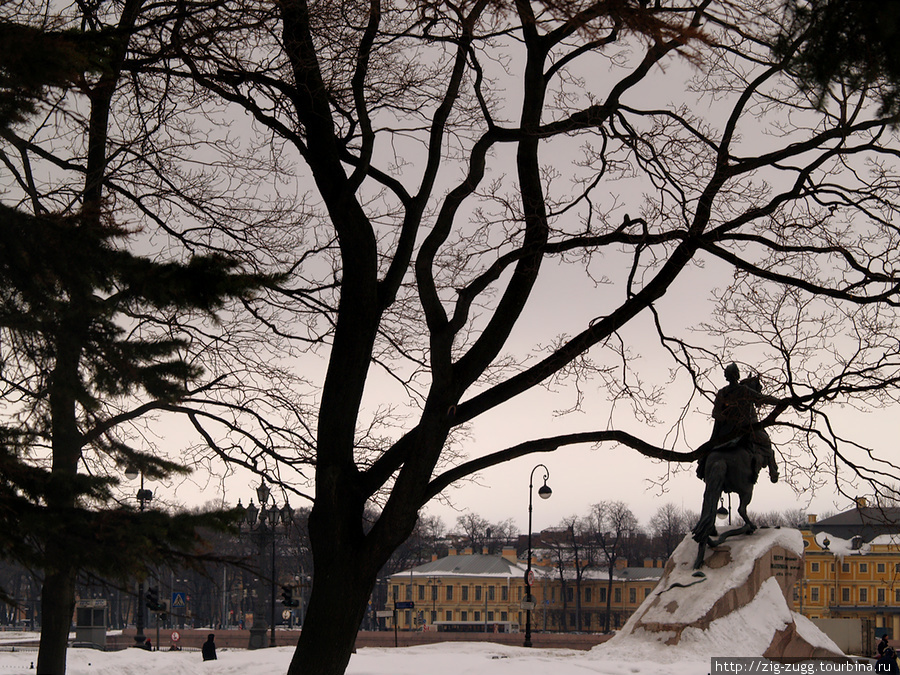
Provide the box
[0,641,715,675]
[1,530,872,675]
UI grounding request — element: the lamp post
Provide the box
[236,481,293,649]
[524,464,551,648]
[124,467,153,647]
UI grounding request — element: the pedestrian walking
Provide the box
[202,633,217,661]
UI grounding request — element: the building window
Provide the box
[488,611,494,621]
[501,612,508,621]
[405,585,412,600]
[446,586,453,601]
[614,588,622,603]
[584,613,591,628]
[585,588,592,603]
[475,586,482,601]
[432,585,439,601]
[860,563,868,574]
[393,586,399,600]
[877,563,886,574]
[629,588,637,604]
[878,588,886,603]
[895,589,900,603]
[842,563,850,573]
[517,587,522,601]
[461,611,467,621]
[859,588,868,603]
[841,587,850,603]
[462,586,469,601]
[599,587,607,602]
[644,587,652,598]
[418,585,425,600]
[431,611,437,623]
[810,587,820,603]
[811,562,820,573]
[488,586,495,601]
[474,611,480,622]
[501,586,508,601]
[446,610,453,621]
[566,587,574,602]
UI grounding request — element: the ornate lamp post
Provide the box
[124,467,153,647]
[524,464,551,648]
[236,481,293,649]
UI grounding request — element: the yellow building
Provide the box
[796,502,900,639]
[386,549,663,633]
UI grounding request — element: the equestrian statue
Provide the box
[691,363,779,571]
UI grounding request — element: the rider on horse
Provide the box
[697,363,778,485]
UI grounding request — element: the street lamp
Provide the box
[235,481,293,649]
[524,464,551,648]
[124,467,153,647]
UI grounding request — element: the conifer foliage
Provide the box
[0,12,271,671]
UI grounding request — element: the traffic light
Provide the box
[281,585,299,607]
[145,586,164,612]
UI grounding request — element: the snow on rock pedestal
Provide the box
[595,527,843,662]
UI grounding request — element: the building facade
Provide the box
[796,501,900,639]
[386,548,663,633]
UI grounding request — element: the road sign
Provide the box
[171,592,186,608]
[520,600,536,610]
[282,609,292,620]
[395,601,414,609]
[171,631,180,642]
[525,569,535,586]
[376,610,393,618]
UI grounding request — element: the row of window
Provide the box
[809,561,900,575]
[391,583,655,606]
[393,584,511,602]
[804,585,899,604]
[398,609,513,624]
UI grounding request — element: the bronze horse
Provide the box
[691,373,779,571]
[691,441,768,570]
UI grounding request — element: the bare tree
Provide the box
[167,1,900,671]
[9,1,900,674]
[543,517,594,632]
[451,512,517,552]
[649,502,690,557]
[585,501,639,633]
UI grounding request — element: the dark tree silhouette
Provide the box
[6,2,900,674]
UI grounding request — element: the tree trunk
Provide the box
[287,555,375,675]
[36,565,76,675]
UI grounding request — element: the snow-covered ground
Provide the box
[0,641,715,675]
[0,529,866,674]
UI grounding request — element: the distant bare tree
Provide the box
[649,503,690,557]
[585,501,639,633]
[10,1,900,674]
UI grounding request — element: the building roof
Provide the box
[535,566,665,582]
[811,506,900,544]
[388,553,665,583]
[388,554,527,580]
